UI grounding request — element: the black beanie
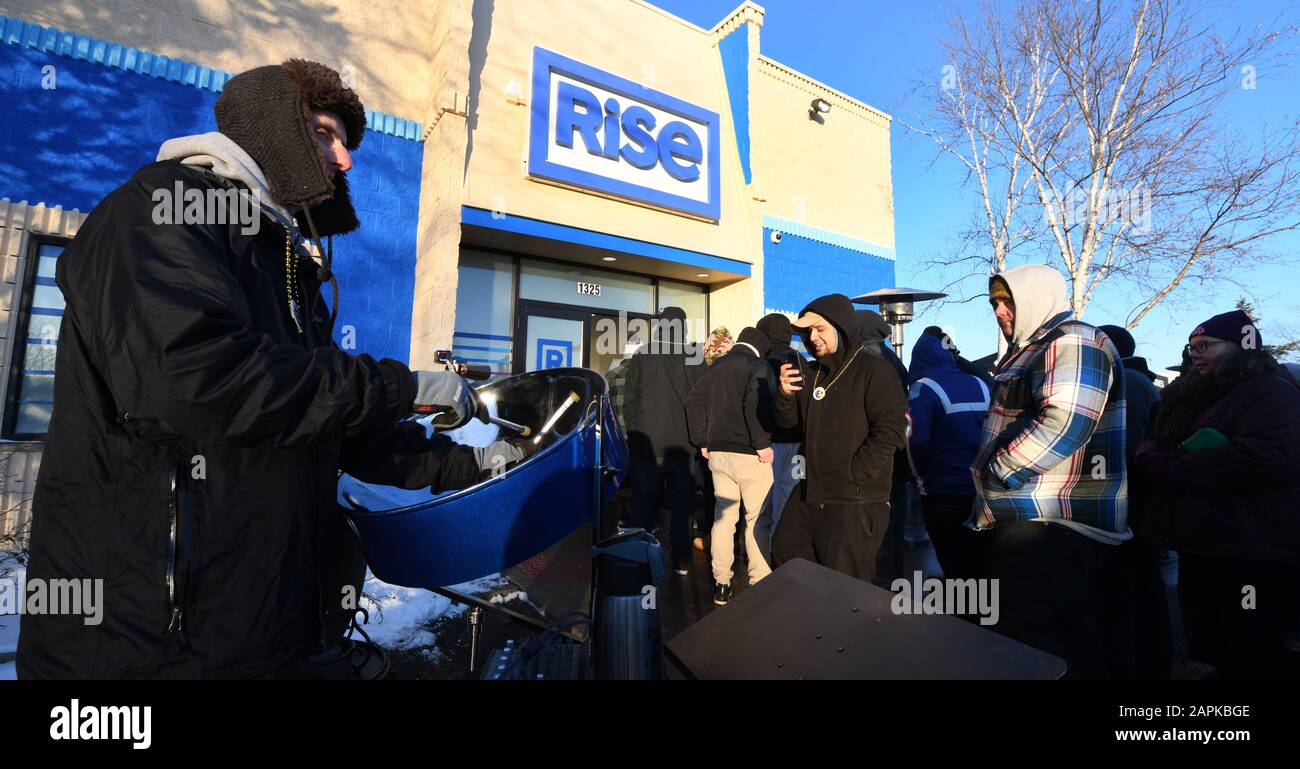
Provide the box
[1097,324,1136,359]
[216,60,365,235]
[756,313,792,345]
[1190,310,1262,350]
[736,327,772,358]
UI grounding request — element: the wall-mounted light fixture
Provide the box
[809,98,832,121]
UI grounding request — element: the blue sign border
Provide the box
[528,46,721,222]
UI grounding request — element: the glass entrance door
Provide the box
[518,303,588,373]
[515,301,657,374]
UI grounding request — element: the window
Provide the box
[453,250,516,376]
[518,259,654,314]
[657,279,708,344]
[4,238,67,439]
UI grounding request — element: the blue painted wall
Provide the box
[0,37,422,363]
[718,28,751,185]
[762,227,895,315]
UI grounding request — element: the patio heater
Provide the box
[850,287,947,359]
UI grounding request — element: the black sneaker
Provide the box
[672,554,690,576]
[712,582,733,606]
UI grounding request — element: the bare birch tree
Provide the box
[907,0,1300,327]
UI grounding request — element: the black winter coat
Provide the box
[685,346,774,454]
[1140,363,1300,565]
[775,295,908,505]
[762,340,806,444]
[17,162,481,679]
[623,337,705,460]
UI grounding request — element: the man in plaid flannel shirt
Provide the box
[971,264,1130,679]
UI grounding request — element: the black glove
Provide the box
[412,370,478,429]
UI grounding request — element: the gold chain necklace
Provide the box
[809,344,863,401]
[284,227,303,334]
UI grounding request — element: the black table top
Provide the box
[665,558,1067,680]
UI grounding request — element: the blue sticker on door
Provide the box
[536,338,574,369]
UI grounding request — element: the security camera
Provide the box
[770,231,783,244]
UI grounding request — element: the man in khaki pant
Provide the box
[686,328,777,605]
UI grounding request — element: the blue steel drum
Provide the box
[342,368,628,588]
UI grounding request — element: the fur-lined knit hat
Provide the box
[215,59,365,235]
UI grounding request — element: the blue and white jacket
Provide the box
[907,333,990,496]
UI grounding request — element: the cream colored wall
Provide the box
[750,56,895,249]
[410,0,474,369]
[0,0,437,119]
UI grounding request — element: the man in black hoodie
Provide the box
[624,306,706,574]
[773,294,909,581]
[687,328,777,604]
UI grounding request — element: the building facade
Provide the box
[0,0,896,540]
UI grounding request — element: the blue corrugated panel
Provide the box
[0,14,423,141]
[3,18,23,45]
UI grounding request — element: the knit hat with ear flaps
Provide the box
[215,60,365,235]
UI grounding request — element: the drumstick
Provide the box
[487,414,532,437]
[533,391,581,445]
[475,390,532,437]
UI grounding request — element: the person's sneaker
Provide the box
[712,582,733,606]
[672,555,690,576]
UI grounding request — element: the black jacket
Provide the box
[1140,353,1300,564]
[761,340,806,444]
[17,161,481,679]
[686,341,775,455]
[624,324,704,460]
[775,295,909,505]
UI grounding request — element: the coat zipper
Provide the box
[166,460,183,633]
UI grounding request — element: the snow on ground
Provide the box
[357,571,527,661]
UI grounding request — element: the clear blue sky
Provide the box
[647,0,1300,372]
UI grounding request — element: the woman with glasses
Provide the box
[1136,310,1300,679]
